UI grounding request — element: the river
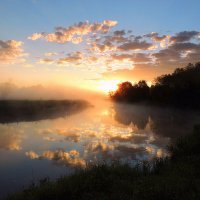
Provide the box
[0,100,200,199]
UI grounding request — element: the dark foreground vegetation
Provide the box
[110,62,200,109]
[6,125,200,200]
[0,100,90,123]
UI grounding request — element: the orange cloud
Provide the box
[28,20,118,44]
[0,40,26,64]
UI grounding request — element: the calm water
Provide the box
[1,100,200,198]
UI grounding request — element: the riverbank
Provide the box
[6,125,200,200]
[0,100,91,123]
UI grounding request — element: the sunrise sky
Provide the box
[1,0,200,93]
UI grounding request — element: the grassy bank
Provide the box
[0,100,90,123]
[6,126,200,200]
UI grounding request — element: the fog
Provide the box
[0,82,105,102]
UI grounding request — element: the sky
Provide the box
[1,0,200,94]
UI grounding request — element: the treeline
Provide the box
[110,62,200,108]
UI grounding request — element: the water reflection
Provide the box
[0,125,24,151]
[0,101,200,198]
[113,103,200,138]
[26,149,86,168]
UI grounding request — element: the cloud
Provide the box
[0,40,26,64]
[26,149,86,167]
[28,33,43,40]
[103,63,168,83]
[38,58,54,64]
[118,40,154,51]
[170,42,200,52]
[90,42,117,53]
[153,48,181,63]
[152,42,200,67]
[111,53,152,63]
[57,51,83,65]
[27,24,200,81]
[144,32,170,48]
[44,52,58,57]
[170,31,199,43]
[28,20,118,44]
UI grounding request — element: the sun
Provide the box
[97,80,120,93]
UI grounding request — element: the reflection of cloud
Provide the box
[82,130,97,138]
[109,134,148,144]
[115,145,145,158]
[87,142,114,153]
[0,125,23,151]
[145,146,167,158]
[43,136,56,142]
[38,128,81,142]
[26,149,85,167]
[26,151,39,159]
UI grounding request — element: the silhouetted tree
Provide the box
[110,62,200,109]
[110,80,150,103]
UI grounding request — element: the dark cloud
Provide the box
[170,42,200,51]
[170,31,199,43]
[144,32,168,42]
[119,40,154,51]
[153,48,181,62]
[113,30,126,36]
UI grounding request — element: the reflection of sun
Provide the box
[97,80,120,93]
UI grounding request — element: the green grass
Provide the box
[6,125,200,200]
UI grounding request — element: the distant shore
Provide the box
[0,100,91,123]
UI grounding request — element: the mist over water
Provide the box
[0,97,200,199]
[0,82,104,101]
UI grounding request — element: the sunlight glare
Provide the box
[97,80,120,93]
